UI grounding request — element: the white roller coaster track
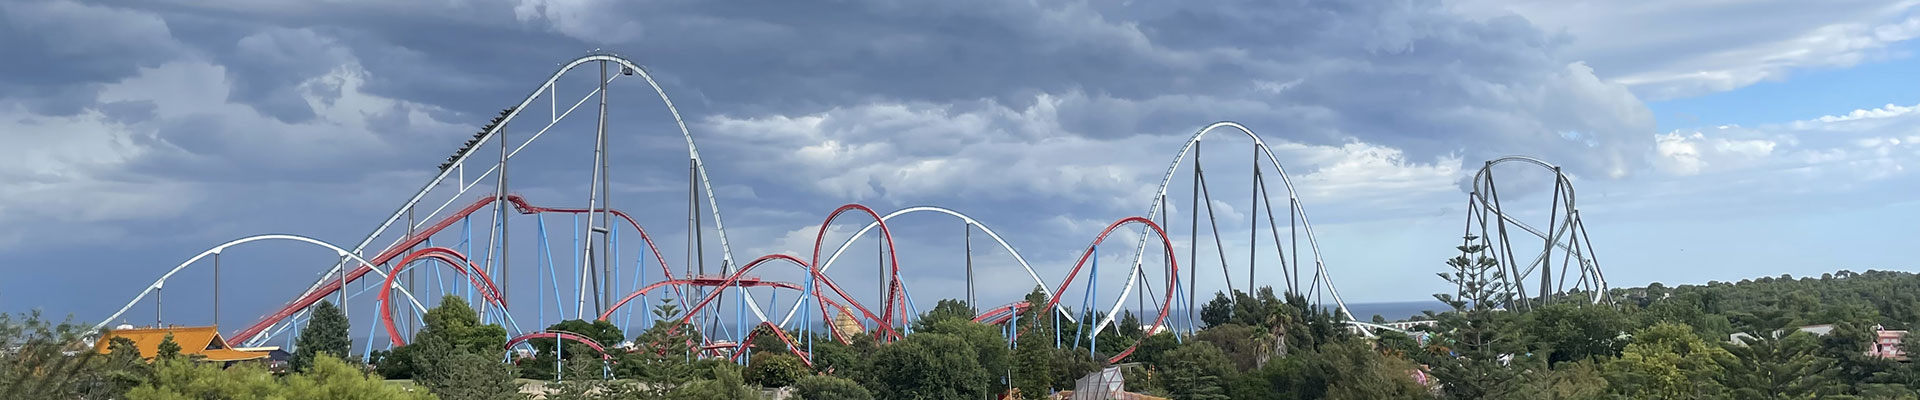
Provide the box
[250,54,752,346]
[93,234,430,334]
[1109,121,1351,335]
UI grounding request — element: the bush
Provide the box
[746,353,809,388]
[794,375,873,400]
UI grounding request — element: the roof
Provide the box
[95,326,270,362]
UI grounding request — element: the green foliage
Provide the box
[1723,330,1848,399]
[747,325,789,355]
[1130,331,1180,367]
[1047,347,1104,390]
[1602,323,1738,399]
[408,295,513,394]
[1228,338,1428,400]
[1199,291,1234,329]
[534,319,624,353]
[417,295,510,355]
[801,332,860,376]
[744,353,808,388]
[543,357,623,400]
[1423,235,1524,399]
[867,332,989,400]
[372,345,418,379]
[1163,341,1232,400]
[670,363,759,400]
[913,298,977,332]
[922,318,1011,391]
[1012,286,1055,399]
[292,300,352,372]
[1515,301,1630,364]
[520,319,621,380]
[128,354,434,400]
[1510,359,1609,400]
[617,300,705,399]
[1116,309,1144,338]
[155,333,182,360]
[0,312,150,399]
[1195,323,1260,370]
[793,374,872,400]
[416,344,525,400]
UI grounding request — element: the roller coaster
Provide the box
[92,53,1609,372]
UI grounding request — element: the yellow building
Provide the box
[831,309,864,339]
[95,325,271,363]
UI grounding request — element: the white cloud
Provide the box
[1652,130,1779,176]
[1810,102,1920,123]
[1454,0,1920,99]
[0,25,467,249]
[512,0,646,44]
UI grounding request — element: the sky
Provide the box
[2,0,1918,338]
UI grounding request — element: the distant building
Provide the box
[95,325,271,364]
[1727,323,1908,361]
[1869,325,1908,360]
[1729,324,1836,345]
[232,346,290,372]
[830,310,863,339]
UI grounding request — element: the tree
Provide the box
[747,325,789,355]
[1516,301,1630,364]
[1199,291,1234,329]
[794,375,873,400]
[867,332,989,400]
[128,354,434,400]
[745,353,808,388]
[1603,323,1737,400]
[417,295,510,355]
[922,318,1011,393]
[1048,347,1105,390]
[536,319,624,352]
[1,311,150,399]
[671,363,758,400]
[1163,341,1232,400]
[1510,359,1609,400]
[1422,235,1523,399]
[416,345,526,400]
[620,298,704,399]
[155,333,182,361]
[372,346,419,379]
[1012,286,1056,399]
[1230,337,1428,400]
[292,300,351,372]
[1195,323,1260,370]
[914,298,977,332]
[544,357,623,400]
[1130,331,1180,369]
[409,295,513,394]
[521,319,622,380]
[1723,330,1847,399]
[1117,309,1144,338]
[802,332,860,376]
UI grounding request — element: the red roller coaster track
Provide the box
[233,194,678,344]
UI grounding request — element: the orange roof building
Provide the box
[95,325,271,362]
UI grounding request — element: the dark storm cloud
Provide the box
[0,0,1684,325]
[0,0,181,113]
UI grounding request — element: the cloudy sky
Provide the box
[3,0,1918,337]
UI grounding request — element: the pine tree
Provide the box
[1012,286,1056,399]
[416,346,527,400]
[292,300,351,372]
[1423,235,1523,399]
[410,296,517,398]
[155,333,182,361]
